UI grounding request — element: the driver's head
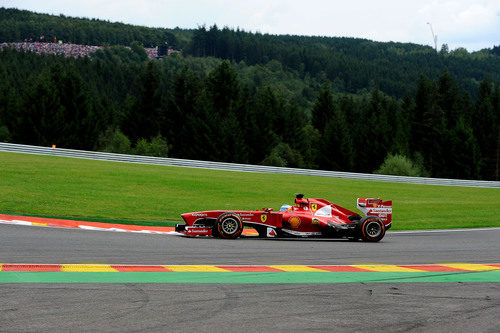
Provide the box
[280,204,292,211]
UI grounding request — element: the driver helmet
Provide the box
[280,204,292,211]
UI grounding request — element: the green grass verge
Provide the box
[1,271,499,283]
[1,151,499,230]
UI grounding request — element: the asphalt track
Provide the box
[1,224,499,332]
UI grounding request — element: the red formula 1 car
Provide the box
[176,194,392,242]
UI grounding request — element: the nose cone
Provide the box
[181,213,191,223]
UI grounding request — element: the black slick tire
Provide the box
[216,212,243,239]
[359,216,386,242]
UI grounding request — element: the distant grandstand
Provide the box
[0,42,179,59]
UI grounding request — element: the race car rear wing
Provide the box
[357,198,392,223]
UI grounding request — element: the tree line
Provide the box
[2,7,500,99]
[0,7,183,48]
[0,46,498,180]
[185,25,500,99]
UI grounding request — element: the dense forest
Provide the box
[0,7,185,48]
[0,7,499,180]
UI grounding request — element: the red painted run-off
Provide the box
[1,264,499,272]
[0,214,175,232]
[1,264,63,272]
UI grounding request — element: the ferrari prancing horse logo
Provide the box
[311,204,318,212]
[260,214,267,223]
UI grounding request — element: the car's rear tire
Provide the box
[359,216,385,242]
[216,212,243,239]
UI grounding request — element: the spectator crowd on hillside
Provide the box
[0,42,104,58]
[144,46,157,58]
[0,42,176,59]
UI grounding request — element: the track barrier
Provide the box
[1,142,499,188]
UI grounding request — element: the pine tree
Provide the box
[358,86,391,172]
[436,69,461,128]
[448,118,480,179]
[392,93,413,155]
[246,87,280,163]
[206,61,240,116]
[473,77,496,179]
[168,66,203,157]
[205,61,247,162]
[492,84,500,180]
[411,76,446,176]
[311,81,335,133]
[123,61,163,143]
[318,108,354,171]
[57,64,95,149]
[411,76,431,154]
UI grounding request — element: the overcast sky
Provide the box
[3,0,499,51]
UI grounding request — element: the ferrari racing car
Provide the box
[176,194,392,242]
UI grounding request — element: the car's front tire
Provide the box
[216,212,243,239]
[359,216,385,242]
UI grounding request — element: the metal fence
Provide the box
[1,142,499,188]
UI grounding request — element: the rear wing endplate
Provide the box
[357,198,392,223]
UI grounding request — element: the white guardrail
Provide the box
[1,142,499,188]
